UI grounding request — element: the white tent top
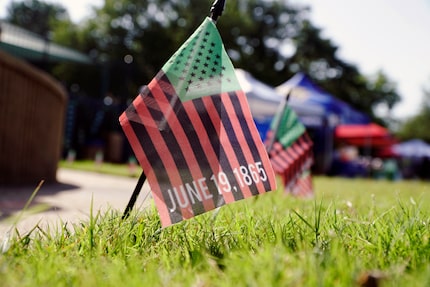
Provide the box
[393,139,430,158]
[235,68,282,120]
[0,21,92,64]
[235,69,324,122]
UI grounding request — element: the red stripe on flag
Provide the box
[182,101,236,205]
[234,90,277,193]
[151,82,216,213]
[267,131,314,197]
[269,144,292,173]
[291,172,313,198]
[269,157,286,174]
[119,112,172,226]
[132,92,194,220]
[201,94,254,199]
[223,93,274,195]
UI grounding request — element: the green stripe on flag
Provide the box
[272,107,305,148]
[162,17,240,102]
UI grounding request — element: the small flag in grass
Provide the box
[119,17,277,227]
[266,105,314,197]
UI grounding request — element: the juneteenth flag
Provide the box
[120,17,277,227]
[266,103,314,197]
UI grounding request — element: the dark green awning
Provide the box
[0,21,92,65]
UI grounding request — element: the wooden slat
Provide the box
[0,50,66,185]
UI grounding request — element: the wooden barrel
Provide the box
[0,50,66,185]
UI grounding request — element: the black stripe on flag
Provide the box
[210,94,260,196]
[228,92,272,193]
[192,97,245,202]
[125,106,182,224]
[158,75,225,209]
[142,86,207,218]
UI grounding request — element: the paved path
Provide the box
[0,168,152,235]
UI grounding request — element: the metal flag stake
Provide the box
[210,0,226,22]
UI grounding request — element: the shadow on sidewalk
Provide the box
[0,181,79,221]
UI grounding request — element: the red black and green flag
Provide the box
[120,17,277,227]
[266,105,314,197]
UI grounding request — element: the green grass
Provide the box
[59,160,141,178]
[2,176,430,286]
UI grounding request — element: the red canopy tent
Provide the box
[335,123,397,149]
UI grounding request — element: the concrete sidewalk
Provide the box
[0,168,152,234]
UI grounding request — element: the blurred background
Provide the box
[1,0,430,184]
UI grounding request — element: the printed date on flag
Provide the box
[165,161,269,212]
[120,17,276,227]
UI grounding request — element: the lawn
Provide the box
[59,160,141,178]
[1,166,430,286]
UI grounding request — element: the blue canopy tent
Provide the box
[392,139,430,158]
[276,73,370,125]
[275,73,370,174]
[236,70,371,174]
[391,139,430,179]
[235,69,324,140]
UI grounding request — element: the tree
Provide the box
[74,0,310,100]
[216,0,308,82]
[6,0,69,38]
[5,0,402,122]
[5,0,90,90]
[396,81,430,142]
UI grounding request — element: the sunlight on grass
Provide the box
[59,160,141,178]
[1,175,430,286]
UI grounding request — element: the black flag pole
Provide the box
[122,0,227,220]
[122,171,146,219]
[210,0,226,22]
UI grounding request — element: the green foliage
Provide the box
[5,0,401,120]
[397,112,430,142]
[2,177,430,286]
[58,160,141,178]
[396,84,430,142]
[5,0,69,37]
